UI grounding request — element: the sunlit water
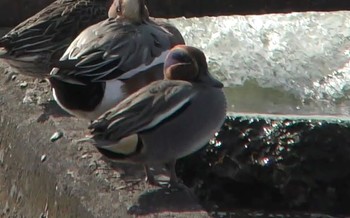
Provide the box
[162,11,350,118]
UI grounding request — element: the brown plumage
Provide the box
[0,0,111,77]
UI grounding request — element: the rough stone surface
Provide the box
[0,66,208,217]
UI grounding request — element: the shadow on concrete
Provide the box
[104,157,174,184]
[37,100,72,122]
[101,158,205,215]
[128,186,202,215]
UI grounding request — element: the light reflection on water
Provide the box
[162,11,350,117]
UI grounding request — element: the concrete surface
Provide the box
[0,62,209,216]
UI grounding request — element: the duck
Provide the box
[0,0,111,77]
[49,0,185,121]
[87,45,227,186]
[107,0,184,46]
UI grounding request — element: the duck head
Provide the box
[108,0,149,23]
[164,45,223,88]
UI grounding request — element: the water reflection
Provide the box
[161,11,350,116]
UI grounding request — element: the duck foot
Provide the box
[144,161,186,190]
[165,160,186,190]
[144,164,160,186]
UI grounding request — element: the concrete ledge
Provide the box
[0,65,209,217]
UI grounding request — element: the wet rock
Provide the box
[177,116,350,215]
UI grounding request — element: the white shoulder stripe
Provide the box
[117,49,170,80]
[140,96,191,131]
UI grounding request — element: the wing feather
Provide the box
[51,18,173,83]
[89,80,196,144]
[0,0,107,59]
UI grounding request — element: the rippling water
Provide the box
[164,11,350,117]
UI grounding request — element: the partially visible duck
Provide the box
[0,0,111,77]
[107,0,184,46]
[49,0,185,121]
[88,45,227,186]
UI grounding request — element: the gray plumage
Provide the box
[90,79,226,163]
[88,45,226,186]
[49,0,185,121]
[51,17,175,83]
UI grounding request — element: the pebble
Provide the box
[50,131,63,142]
[22,95,33,104]
[0,149,4,165]
[88,160,98,172]
[19,82,27,88]
[81,154,92,159]
[41,155,47,162]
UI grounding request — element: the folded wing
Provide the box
[0,0,107,59]
[52,18,172,83]
[89,80,196,144]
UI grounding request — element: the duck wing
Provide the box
[89,80,196,143]
[51,18,173,84]
[0,0,107,60]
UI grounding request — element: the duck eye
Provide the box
[171,51,192,63]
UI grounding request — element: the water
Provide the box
[163,11,350,117]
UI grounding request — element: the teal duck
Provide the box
[88,45,226,186]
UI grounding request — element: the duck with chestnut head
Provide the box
[88,45,226,187]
